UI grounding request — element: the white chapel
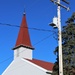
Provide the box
[2,12,54,75]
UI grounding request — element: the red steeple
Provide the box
[13,13,33,50]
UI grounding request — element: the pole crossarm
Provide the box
[50,0,70,11]
[62,0,69,4]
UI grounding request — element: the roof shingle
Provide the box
[26,59,54,71]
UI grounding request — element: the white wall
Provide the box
[2,58,52,75]
[14,47,32,60]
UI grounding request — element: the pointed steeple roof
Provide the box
[13,13,33,50]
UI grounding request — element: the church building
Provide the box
[2,12,54,75]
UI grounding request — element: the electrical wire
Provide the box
[0,22,54,32]
[33,33,54,46]
[0,33,54,73]
[0,33,54,65]
[0,0,55,70]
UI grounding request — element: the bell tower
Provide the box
[13,12,34,60]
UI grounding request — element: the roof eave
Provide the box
[12,44,34,50]
[46,70,53,74]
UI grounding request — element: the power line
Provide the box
[0,0,54,67]
[0,22,54,32]
[0,34,54,73]
[33,33,54,46]
[0,33,54,65]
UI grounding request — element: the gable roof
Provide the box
[14,13,33,49]
[2,58,53,75]
[26,59,54,71]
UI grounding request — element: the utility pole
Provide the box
[50,0,70,75]
[57,0,63,75]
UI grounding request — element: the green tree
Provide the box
[52,12,75,75]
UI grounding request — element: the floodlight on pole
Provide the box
[49,16,58,28]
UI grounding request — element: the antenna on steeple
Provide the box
[23,6,26,15]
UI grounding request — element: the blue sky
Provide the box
[0,0,74,74]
